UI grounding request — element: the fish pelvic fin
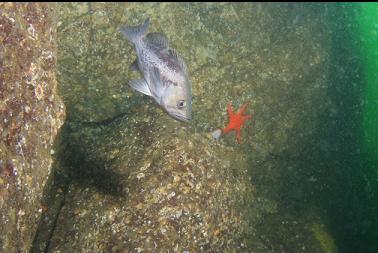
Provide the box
[120,18,150,44]
[129,59,140,72]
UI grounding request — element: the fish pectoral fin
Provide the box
[129,79,152,96]
[129,59,140,72]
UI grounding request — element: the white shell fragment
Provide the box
[211,129,222,141]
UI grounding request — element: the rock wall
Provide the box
[0,3,65,252]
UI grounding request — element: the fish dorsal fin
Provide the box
[145,32,169,50]
[169,49,188,73]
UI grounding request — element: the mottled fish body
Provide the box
[120,18,192,122]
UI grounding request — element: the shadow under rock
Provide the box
[30,117,129,253]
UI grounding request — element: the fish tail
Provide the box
[120,18,150,44]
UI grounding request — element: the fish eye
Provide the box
[177,100,186,109]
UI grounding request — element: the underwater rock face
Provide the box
[46,115,257,252]
[42,2,333,252]
[0,3,65,252]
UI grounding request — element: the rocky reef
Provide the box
[0,3,65,252]
[33,3,335,253]
[1,2,354,253]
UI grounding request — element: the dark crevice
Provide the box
[30,123,71,253]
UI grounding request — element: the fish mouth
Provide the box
[170,113,191,123]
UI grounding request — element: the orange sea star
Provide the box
[221,102,252,143]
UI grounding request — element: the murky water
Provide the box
[1,2,377,253]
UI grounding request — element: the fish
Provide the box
[120,18,192,122]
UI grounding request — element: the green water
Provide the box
[360,4,378,166]
[325,3,378,252]
[359,3,378,252]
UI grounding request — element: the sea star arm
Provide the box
[236,129,242,144]
[223,123,233,134]
[238,102,250,115]
[227,102,235,118]
[242,115,252,122]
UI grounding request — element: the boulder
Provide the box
[0,3,65,252]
